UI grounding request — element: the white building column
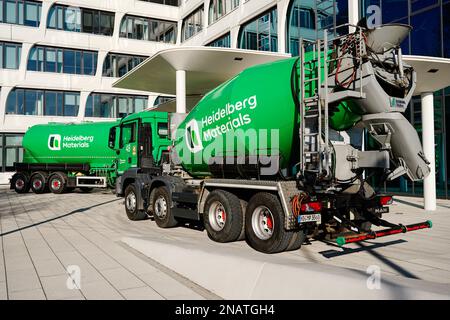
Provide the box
[348,0,359,32]
[421,92,436,211]
[176,70,186,114]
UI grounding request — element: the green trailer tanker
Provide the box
[10,111,170,194]
[112,25,432,253]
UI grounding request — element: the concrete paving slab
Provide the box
[7,269,42,293]
[101,267,146,291]
[79,280,124,300]
[9,288,46,300]
[120,286,164,300]
[40,274,84,300]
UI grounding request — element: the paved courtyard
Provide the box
[0,186,449,299]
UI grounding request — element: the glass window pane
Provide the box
[6,148,17,167]
[83,52,93,75]
[411,7,441,57]
[63,50,75,73]
[25,2,38,27]
[27,46,37,70]
[48,6,56,28]
[6,135,23,146]
[4,44,18,69]
[75,51,82,74]
[85,95,93,117]
[45,91,57,115]
[63,92,79,116]
[82,10,93,33]
[6,89,17,114]
[45,48,56,72]
[411,0,439,13]
[6,0,17,24]
[25,90,37,115]
[444,3,450,59]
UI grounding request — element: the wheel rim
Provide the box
[251,205,274,240]
[154,196,167,218]
[33,179,42,190]
[52,178,61,190]
[15,178,25,190]
[208,201,227,231]
[126,191,136,212]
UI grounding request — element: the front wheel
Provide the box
[245,192,292,254]
[152,187,177,228]
[124,184,147,221]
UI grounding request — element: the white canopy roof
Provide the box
[113,46,291,96]
[403,55,450,95]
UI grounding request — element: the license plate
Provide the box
[368,207,389,214]
[298,213,321,224]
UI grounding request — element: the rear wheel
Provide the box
[11,173,30,194]
[285,230,307,251]
[48,172,67,194]
[124,184,147,221]
[152,186,177,228]
[203,190,244,243]
[30,171,48,194]
[245,192,292,254]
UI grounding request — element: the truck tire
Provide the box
[285,230,307,251]
[11,173,30,194]
[203,190,244,243]
[48,172,67,194]
[30,171,48,194]
[124,184,147,221]
[152,186,177,228]
[245,192,292,254]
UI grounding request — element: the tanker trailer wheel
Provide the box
[11,173,30,194]
[124,184,147,221]
[30,171,48,194]
[203,190,244,243]
[245,192,292,254]
[48,172,67,194]
[152,186,177,228]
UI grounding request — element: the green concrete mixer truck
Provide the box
[112,24,432,253]
[10,112,171,194]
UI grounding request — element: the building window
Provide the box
[102,53,147,77]
[0,134,24,172]
[0,41,21,69]
[287,0,348,56]
[182,5,204,42]
[208,0,239,24]
[139,0,179,6]
[27,45,97,75]
[239,7,278,52]
[0,0,41,27]
[206,33,231,47]
[6,88,80,116]
[85,93,148,118]
[119,15,177,43]
[47,4,114,36]
[153,95,174,107]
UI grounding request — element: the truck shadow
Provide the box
[317,239,420,280]
[0,198,121,238]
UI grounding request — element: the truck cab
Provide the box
[111,111,171,199]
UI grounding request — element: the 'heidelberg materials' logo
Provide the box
[48,134,61,151]
[185,119,203,153]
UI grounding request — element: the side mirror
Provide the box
[108,127,117,149]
